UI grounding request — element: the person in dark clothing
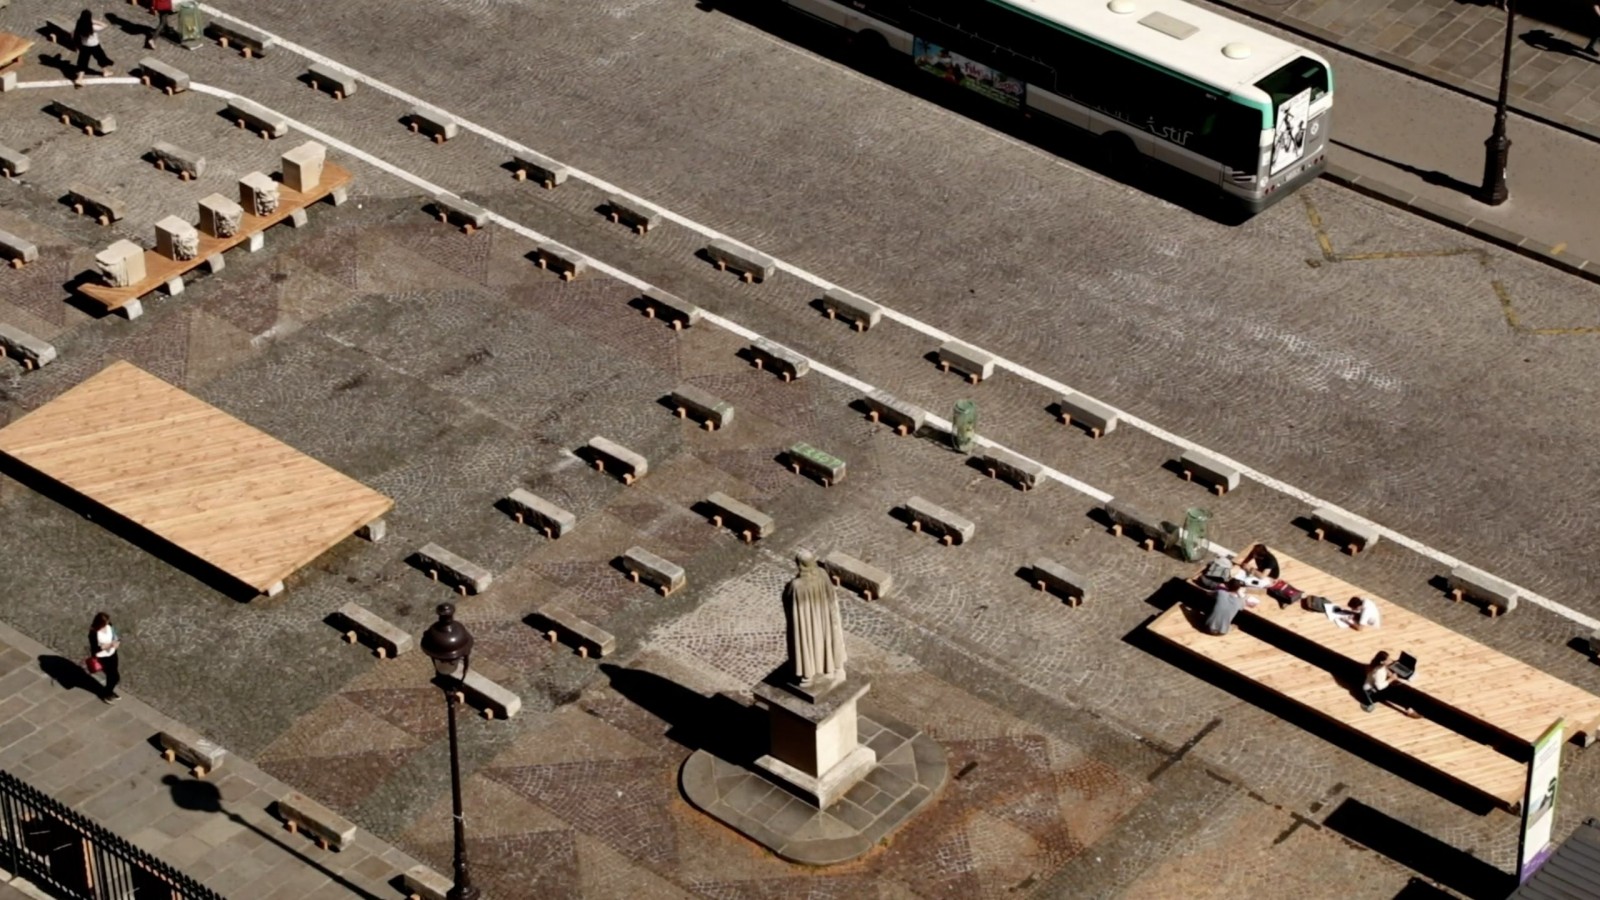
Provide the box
[1586,4,1599,56]
[72,10,114,84]
[1240,545,1280,580]
[145,0,176,50]
[89,611,121,701]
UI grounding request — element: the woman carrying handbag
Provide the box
[87,612,121,701]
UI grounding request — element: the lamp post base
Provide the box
[1480,133,1511,206]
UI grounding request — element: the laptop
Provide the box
[1392,652,1417,681]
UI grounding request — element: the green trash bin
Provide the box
[951,400,978,454]
[1178,507,1211,562]
[176,1,206,46]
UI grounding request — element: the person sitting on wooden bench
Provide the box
[1360,650,1419,716]
[1336,596,1381,631]
[1206,579,1249,636]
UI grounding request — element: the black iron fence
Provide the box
[0,769,226,900]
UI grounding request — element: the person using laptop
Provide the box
[1361,651,1419,716]
[1337,596,1381,630]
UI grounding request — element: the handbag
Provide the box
[83,655,103,674]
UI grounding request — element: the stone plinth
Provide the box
[154,216,198,261]
[96,240,146,287]
[239,172,279,216]
[752,675,875,810]
[281,141,325,192]
[198,193,243,238]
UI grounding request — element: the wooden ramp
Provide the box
[1236,545,1600,746]
[0,32,34,71]
[1149,603,1528,809]
[0,361,392,596]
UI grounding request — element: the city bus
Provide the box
[772,0,1333,213]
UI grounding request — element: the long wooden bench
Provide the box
[1148,602,1527,810]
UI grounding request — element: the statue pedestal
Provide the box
[752,674,875,809]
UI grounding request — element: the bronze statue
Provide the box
[784,549,846,685]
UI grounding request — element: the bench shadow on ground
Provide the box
[1327,798,1516,900]
[598,662,765,765]
[1330,140,1479,197]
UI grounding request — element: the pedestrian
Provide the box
[1585,4,1599,56]
[145,0,176,50]
[88,611,121,701]
[1206,579,1247,635]
[1360,651,1418,716]
[72,10,114,85]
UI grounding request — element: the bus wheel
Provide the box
[1099,132,1143,179]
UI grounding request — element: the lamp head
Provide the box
[420,603,473,677]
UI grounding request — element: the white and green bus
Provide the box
[774,0,1333,213]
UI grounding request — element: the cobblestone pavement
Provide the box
[1,1,1600,898]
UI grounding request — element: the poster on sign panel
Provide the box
[1270,88,1311,175]
[1519,719,1564,884]
[912,37,1025,109]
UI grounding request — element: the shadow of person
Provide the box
[1523,28,1599,59]
[599,663,766,765]
[38,655,104,696]
[162,774,223,814]
[1330,140,1480,196]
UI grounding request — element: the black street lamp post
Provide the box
[421,603,480,900]
[1480,0,1517,205]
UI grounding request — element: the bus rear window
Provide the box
[1255,56,1329,108]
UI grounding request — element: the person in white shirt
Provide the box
[72,10,115,84]
[89,611,121,701]
[1360,650,1417,716]
[1344,596,1380,630]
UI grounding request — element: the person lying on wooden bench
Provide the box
[1361,650,1419,716]
[1335,596,1381,630]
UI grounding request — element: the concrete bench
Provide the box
[937,340,995,384]
[68,183,126,225]
[278,791,356,851]
[749,339,809,382]
[1179,450,1241,495]
[158,726,227,778]
[0,326,55,371]
[52,100,116,136]
[587,436,647,485]
[149,141,205,181]
[432,194,488,234]
[863,390,925,436]
[1058,392,1119,438]
[1309,507,1381,556]
[670,385,734,431]
[503,489,575,538]
[535,604,616,659]
[511,151,570,188]
[0,229,38,269]
[1449,565,1520,617]
[0,144,27,178]
[1103,498,1170,551]
[306,63,357,99]
[623,546,685,596]
[44,17,75,44]
[402,865,452,900]
[979,447,1042,491]
[705,491,775,543]
[408,107,459,143]
[821,287,882,332]
[822,551,893,601]
[414,543,493,595]
[335,602,414,659]
[641,289,702,330]
[787,443,846,487]
[456,669,522,719]
[137,57,189,94]
[904,496,975,546]
[606,196,660,235]
[1031,558,1089,606]
[226,98,289,139]
[535,241,588,281]
[207,20,273,57]
[706,238,775,283]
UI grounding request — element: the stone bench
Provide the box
[749,339,809,382]
[1103,498,1170,551]
[432,194,488,234]
[670,385,734,430]
[136,57,189,94]
[408,107,459,143]
[335,602,413,659]
[706,238,775,283]
[457,669,522,719]
[606,196,660,235]
[44,17,75,44]
[1031,558,1089,606]
[904,496,975,546]
[149,141,205,181]
[278,791,356,851]
[1179,450,1241,495]
[587,436,647,485]
[1309,507,1381,556]
[0,229,38,269]
[978,447,1042,491]
[0,325,54,372]
[1449,565,1520,617]
[822,551,893,601]
[402,865,452,900]
[503,489,576,538]
[787,443,846,486]
[306,63,357,99]
[1058,392,1119,438]
[704,492,775,543]
[511,151,570,188]
[207,20,274,57]
[158,726,227,778]
[821,287,882,331]
[535,241,588,281]
[414,543,493,595]
[68,183,126,225]
[0,144,28,178]
[937,340,995,384]
[623,546,685,596]
[534,604,616,659]
[862,390,925,436]
[226,98,289,139]
[642,289,701,330]
[52,100,116,136]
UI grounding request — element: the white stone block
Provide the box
[239,171,279,217]
[281,141,326,192]
[154,216,199,261]
[96,240,146,287]
[198,193,243,238]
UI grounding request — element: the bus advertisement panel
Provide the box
[912,37,1026,109]
[1270,88,1312,175]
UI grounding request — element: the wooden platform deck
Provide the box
[0,361,392,596]
[75,163,353,314]
[1149,603,1528,809]
[1228,544,1600,747]
[0,32,32,71]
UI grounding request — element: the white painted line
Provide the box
[15,77,142,89]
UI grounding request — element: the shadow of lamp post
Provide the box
[421,603,480,900]
[1480,0,1517,205]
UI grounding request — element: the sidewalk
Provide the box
[0,621,430,900]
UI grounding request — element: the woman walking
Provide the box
[72,10,114,85]
[89,612,121,701]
